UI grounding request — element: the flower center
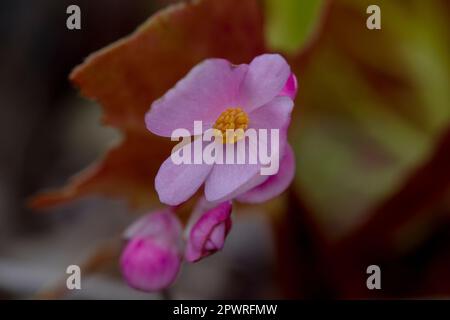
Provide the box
[213,107,249,144]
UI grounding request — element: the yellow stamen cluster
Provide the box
[213,107,249,144]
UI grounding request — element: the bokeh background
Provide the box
[0,0,448,299]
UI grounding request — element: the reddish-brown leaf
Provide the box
[30,0,264,209]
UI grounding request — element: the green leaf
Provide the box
[265,0,325,53]
[288,0,450,238]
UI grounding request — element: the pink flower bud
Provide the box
[120,210,182,292]
[185,200,232,262]
[279,73,298,100]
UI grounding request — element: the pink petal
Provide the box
[203,97,293,203]
[145,59,248,137]
[249,96,294,133]
[279,73,298,100]
[204,161,267,203]
[123,209,181,242]
[251,96,294,165]
[249,96,294,155]
[120,238,181,292]
[155,144,213,206]
[208,223,226,250]
[239,54,291,112]
[236,144,295,203]
[185,200,232,262]
[120,210,183,292]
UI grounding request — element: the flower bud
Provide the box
[279,73,298,100]
[185,200,232,262]
[120,210,182,292]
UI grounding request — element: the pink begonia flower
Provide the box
[145,54,297,206]
[120,209,183,292]
[184,198,232,262]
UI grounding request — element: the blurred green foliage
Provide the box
[265,0,325,53]
[281,0,449,237]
